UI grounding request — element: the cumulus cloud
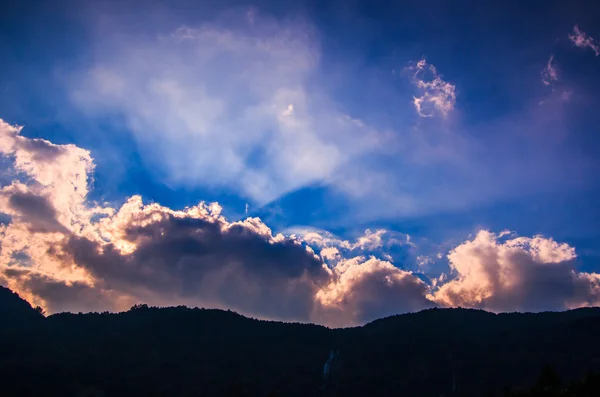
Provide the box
[569,25,600,56]
[0,119,430,326]
[2,119,600,326]
[69,11,384,205]
[410,59,456,118]
[58,197,335,322]
[433,230,600,312]
[314,256,435,327]
[541,55,558,86]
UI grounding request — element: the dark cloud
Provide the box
[57,211,331,322]
[4,268,118,314]
[7,190,68,233]
[16,138,67,163]
[347,268,435,323]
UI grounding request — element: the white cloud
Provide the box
[2,119,600,326]
[69,12,385,205]
[298,228,413,259]
[416,255,434,267]
[410,59,456,117]
[541,55,558,86]
[433,230,600,312]
[569,25,600,56]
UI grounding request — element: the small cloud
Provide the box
[568,25,600,56]
[498,229,513,238]
[245,203,249,214]
[320,247,341,261]
[301,228,413,255]
[541,55,558,86]
[416,255,434,267]
[281,103,294,117]
[409,59,456,118]
[172,26,199,40]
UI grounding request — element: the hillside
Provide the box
[2,286,600,397]
[0,286,44,327]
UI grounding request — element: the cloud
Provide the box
[541,55,558,86]
[69,11,385,205]
[416,255,434,267]
[2,119,600,326]
[314,256,435,327]
[302,228,388,251]
[0,119,430,325]
[56,9,587,227]
[57,197,334,322]
[410,59,456,118]
[3,268,123,314]
[433,230,600,312]
[297,228,414,263]
[569,25,600,56]
[0,185,68,234]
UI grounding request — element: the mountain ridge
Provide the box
[3,285,600,397]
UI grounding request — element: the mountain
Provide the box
[0,285,44,327]
[1,287,600,397]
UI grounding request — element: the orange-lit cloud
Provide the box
[2,119,600,326]
[433,230,600,312]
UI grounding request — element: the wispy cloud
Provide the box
[410,59,457,118]
[541,55,558,86]
[296,227,415,263]
[568,25,600,56]
[69,12,384,206]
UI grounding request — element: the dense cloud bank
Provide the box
[1,119,599,326]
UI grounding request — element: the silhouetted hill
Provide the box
[0,286,44,327]
[2,287,600,397]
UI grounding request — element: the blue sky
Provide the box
[1,0,600,325]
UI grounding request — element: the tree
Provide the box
[129,303,149,311]
[34,306,45,316]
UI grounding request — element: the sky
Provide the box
[1,0,600,327]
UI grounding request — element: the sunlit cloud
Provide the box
[0,119,427,326]
[314,256,435,327]
[410,59,456,118]
[433,230,600,312]
[2,118,600,326]
[295,227,415,264]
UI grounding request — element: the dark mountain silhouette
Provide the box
[2,285,600,397]
[0,285,44,327]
